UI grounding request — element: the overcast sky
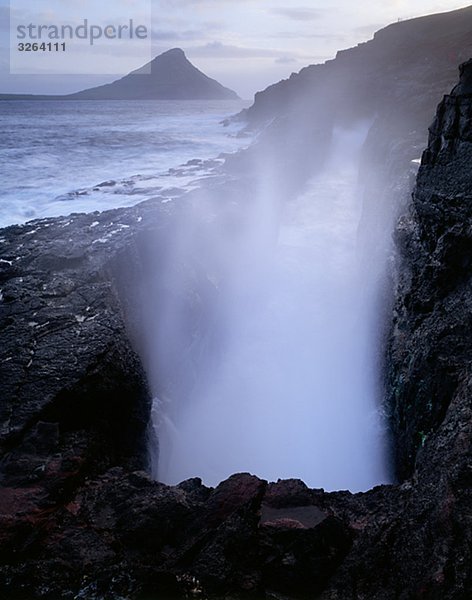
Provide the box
[0,0,470,98]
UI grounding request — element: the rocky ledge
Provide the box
[1,65,471,599]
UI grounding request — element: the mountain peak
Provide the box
[66,48,239,101]
[159,48,186,58]
[148,47,190,67]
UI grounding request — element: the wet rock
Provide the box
[387,58,472,482]
[0,203,177,509]
[0,60,471,600]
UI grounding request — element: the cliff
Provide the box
[0,62,471,597]
[225,6,472,245]
[387,59,472,482]
[240,6,472,130]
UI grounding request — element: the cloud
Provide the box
[0,7,9,32]
[270,7,324,21]
[272,31,346,41]
[0,47,8,69]
[352,23,385,36]
[151,19,222,41]
[158,0,254,5]
[186,41,310,61]
[151,28,204,41]
[275,56,297,64]
[187,41,280,58]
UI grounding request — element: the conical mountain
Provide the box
[67,48,239,100]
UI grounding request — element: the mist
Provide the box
[144,118,392,492]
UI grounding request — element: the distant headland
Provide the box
[0,48,240,101]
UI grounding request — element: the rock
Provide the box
[263,478,314,508]
[0,201,186,524]
[387,58,472,483]
[0,53,471,600]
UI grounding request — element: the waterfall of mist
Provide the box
[146,122,391,492]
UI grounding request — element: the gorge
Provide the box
[145,120,390,492]
[0,6,471,600]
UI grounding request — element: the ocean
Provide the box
[0,99,249,228]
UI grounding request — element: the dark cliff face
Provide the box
[242,6,472,130]
[387,59,472,482]
[0,63,471,598]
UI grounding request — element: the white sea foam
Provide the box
[0,99,249,228]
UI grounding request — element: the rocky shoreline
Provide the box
[2,3,472,594]
[0,59,470,598]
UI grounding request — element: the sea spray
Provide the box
[148,122,391,491]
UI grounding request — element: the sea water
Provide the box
[0,99,249,227]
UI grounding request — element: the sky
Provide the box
[0,0,470,99]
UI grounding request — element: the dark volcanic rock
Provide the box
[386,58,472,483]
[0,202,177,553]
[0,61,471,600]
